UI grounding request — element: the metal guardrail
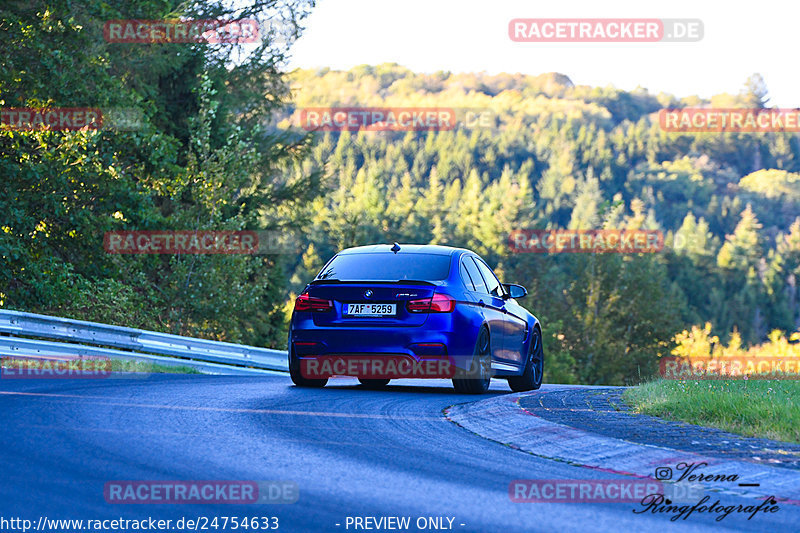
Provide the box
[0,310,289,374]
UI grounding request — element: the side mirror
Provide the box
[502,283,528,299]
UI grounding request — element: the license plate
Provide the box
[344,303,396,316]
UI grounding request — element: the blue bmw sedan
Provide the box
[288,243,543,393]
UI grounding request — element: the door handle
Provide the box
[478,301,485,307]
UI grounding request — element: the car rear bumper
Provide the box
[289,323,479,376]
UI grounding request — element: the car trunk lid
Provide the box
[305,280,438,327]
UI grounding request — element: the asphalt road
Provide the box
[1,375,797,532]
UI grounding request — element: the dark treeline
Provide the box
[1,0,320,347]
[2,3,799,384]
[282,65,800,384]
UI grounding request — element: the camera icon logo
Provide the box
[655,467,673,480]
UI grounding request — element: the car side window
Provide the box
[474,258,504,298]
[460,260,476,291]
[464,257,488,293]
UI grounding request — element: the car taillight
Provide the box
[406,293,455,313]
[294,293,334,312]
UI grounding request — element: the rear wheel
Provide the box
[508,326,543,392]
[289,349,328,388]
[358,378,391,389]
[453,327,492,394]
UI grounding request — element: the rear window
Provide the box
[316,253,452,281]
[463,257,488,293]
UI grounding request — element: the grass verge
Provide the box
[624,379,800,444]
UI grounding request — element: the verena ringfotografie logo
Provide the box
[638,463,780,522]
[298,107,458,132]
[1,356,111,379]
[660,108,800,133]
[104,481,298,504]
[508,230,664,254]
[103,19,260,44]
[660,357,800,380]
[509,19,703,43]
[104,231,298,255]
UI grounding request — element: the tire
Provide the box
[452,327,492,394]
[508,326,543,392]
[289,349,328,388]
[358,378,391,389]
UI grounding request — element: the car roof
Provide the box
[337,243,472,256]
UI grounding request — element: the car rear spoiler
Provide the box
[309,279,437,286]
